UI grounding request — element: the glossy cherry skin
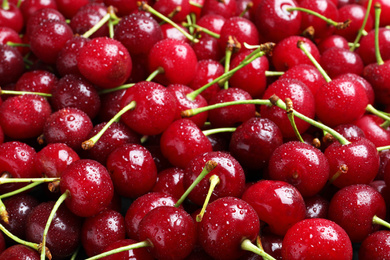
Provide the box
[124,192,178,239]
[101,239,154,260]
[161,23,190,43]
[229,50,269,98]
[353,115,390,147]
[358,28,390,66]
[315,77,368,127]
[271,36,321,71]
[78,37,132,89]
[200,0,237,19]
[160,119,213,169]
[55,0,89,18]
[333,123,366,140]
[192,35,223,61]
[152,167,185,199]
[26,201,82,259]
[148,38,198,85]
[107,144,157,198]
[255,0,302,43]
[51,74,101,119]
[43,107,93,151]
[138,206,196,260]
[69,3,109,38]
[153,0,191,23]
[0,245,40,259]
[59,159,114,217]
[15,70,58,94]
[328,184,386,243]
[0,44,24,86]
[0,94,52,140]
[359,231,390,259]
[282,218,353,259]
[229,117,283,170]
[35,143,80,178]
[81,209,126,257]
[241,180,306,236]
[304,195,329,219]
[198,197,260,260]
[0,3,24,33]
[269,141,330,197]
[120,81,177,136]
[98,89,126,122]
[363,61,390,106]
[318,35,349,53]
[197,14,226,35]
[56,36,90,77]
[336,73,375,105]
[320,47,363,79]
[24,7,65,38]
[183,151,246,206]
[20,0,58,22]
[0,26,22,49]
[325,138,380,188]
[260,78,315,138]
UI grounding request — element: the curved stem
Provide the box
[98,83,135,95]
[203,127,236,136]
[85,241,152,260]
[0,223,40,250]
[372,215,390,229]
[0,182,42,200]
[350,0,373,51]
[366,104,390,127]
[286,98,304,143]
[146,67,164,82]
[374,3,384,65]
[241,239,276,260]
[196,175,220,222]
[286,6,340,27]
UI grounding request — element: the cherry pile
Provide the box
[0,0,390,259]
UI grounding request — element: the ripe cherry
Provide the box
[0,245,40,259]
[24,7,65,39]
[152,0,191,23]
[304,195,329,219]
[0,2,24,33]
[69,3,109,38]
[20,0,58,22]
[56,0,89,18]
[0,44,24,86]
[317,34,349,53]
[353,115,390,147]
[201,0,237,19]
[15,70,58,94]
[358,28,390,65]
[152,167,185,200]
[359,231,390,259]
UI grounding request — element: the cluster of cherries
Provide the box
[0,0,390,259]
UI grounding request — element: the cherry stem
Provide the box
[327,164,348,186]
[202,127,236,136]
[183,23,221,38]
[286,98,304,143]
[0,88,52,97]
[372,215,390,229]
[374,3,384,65]
[264,71,284,77]
[186,14,195,35]
[82,13,111,38]
[70,247,80,260]
[239,1,253,17]
[0,223,40,251]
[196,174,220,222]
[85,241,152,260]
[241,239,276,260]
[365,104,390,128]
[2,0,9,10]
[40,191,69,260]
[377,145,390,152]
[350,0,373,51]
[0,182,42,200]
[138,1,199,43]
[0,177,60,184]
[98,83,135,95]
[146,67,164,82]
[174,160,218,208]
[189,0,203,8]
[297,40,331,83]
[223,38,235,89]
[108,19,115,38]
[6,42,31,48]
[0,199,8,224]
[82,100,136,150]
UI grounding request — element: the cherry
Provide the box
[197,14,226,35]
[42,107,93,151]
[317,34,349,53]
[101,239,154,260]
[0,44,24,86]
[152,167,185,200]
[198,197,260,260]
[0,2,24,33]
[106,143,157,198]
[0,245,40,259]
[353,115,390,147]
[59,159,114,217]
[119,81,177,136]
[77,37,132,89]
[69,3,109,38]
[152,0,191,23]
[104,0,146,17]
[55,0,89,18]
[24,7,65,39]
[281,218,353,259]
[260,78,315,138]
[260,229,283,260]
[328,184,387,243]
[272,36,320,71]
[359,231,390,259]
[201,0,237,19]
[183,151,246,206]
[81,209,126,257]
[325,137,380,188]
[336,73,375,105]
[0,94,51,140]
[241,180,306,236]
[15,70,58,94]
[255,0,301,43]
[51,74,101,119]
[304,195,329,219]
[0,26,22,49]
[358,28,390,65]
[148,38,198,85]
[98,89,126,122]
[333,123,366,140]
[363,60,390,106]
[29,19,73,64]
[20,0,58,22]
[124,192,178,240]
[361,0,390,27]
[229,117,283,170]
[268,141,330,197]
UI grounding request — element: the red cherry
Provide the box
[161,23,191,43]
[152,0,191,23]
[101,239,154,260]
[363,60,390,106]
[0,44,24,86]
[304,195,329,219]
[24,7,65,39]
[15,70,58,94]
[0,3,24,33]
[358,28,390,65]
[55,0,89,18]
[317,34,349,53]
[361,0,390,27]
[336,73,375,105]
[200,0,237,19]
[353,115,390,147]
[20,0,58,22]
[69,3,109,38]
[0,245,40,259]
[359,231,390,259]
[152,167,185,199]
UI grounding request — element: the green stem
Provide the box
[196,175,220,222]
[286,6,340,27]
[365,104,390,128]
[202,127,236,136]
[6,42,30,48]
[350,0,373,51]
[70,247,80,260]
[16,0,21,8]
[374,3,384,65]
[239,2,253,17]
[2,0,9,10]
[372,215,390,229]
[0,177,60,184]
[298,41,331,83]
[0,182,42,199]
[0,89,52,97]
[183,23,221,38]
[85,241,152,260]
[98,83,135,95]
[223,46,233,89]
[186,14,194,35]
[108,19,115,38]
[286,102,304,143]
[40,191,69,260]
[82,13,111,38]
[265,71,284,77]
[0,223,39,250]
[174,160,218,208]
[146,67,164,82]
[81,101,136,150]
[241,239,276,260]
[377,145,390,152]
[189,0,202,8]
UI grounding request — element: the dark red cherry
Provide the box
[358,28,390,65]
[124,192,178,240]
[260,78,315,138]
[0,26,22,49]
[272,36,320,71]
[363,60,390,106]
[304,195,329,219]
[152,167,185,199]
[328,184,386,243]
[334,123,366,140]
[20,0,58,22]
[106,143,157,198]
[59,159,114,217]
[282,218,353,259]
[160,119,213,169]
[268,141,330,197]
[120,81,177,136]
[25,7,65,39]
[242,180,306,236]
[317,35,349,53]
[29,19,73,64]
[25,201,82,259]
[260,229,283,260]
[200,0,237,19]
[0,3,24,33]
[77,37,132,89]
[69,3,109,38]
[183,151,246,206]
[98,89,126,122]
[255,0,302,42]
[148,38,198,85]
[43,107,93,151]
[0,245,40,259]
[138,206,196,259]
[193,36,223,61]
[81,209,126,257]
[56,0,89,18]
[359,231,390,260]
[101,239,154,260]
[0,94,51,140]
[152,0,191,23]
[51,74,101,119]
[15,70,57,94]
[353,115,390,147]
[229,117,283,170]
[0,44,24,86]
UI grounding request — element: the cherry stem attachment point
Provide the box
[241,239,276,260]
[0,223,40,252]
[286,98,304,143]
[175,160,218,208]
[196,174,220,222]
[372,215,390,229]
[328,164,348,186]
[146,67,164,82]
[85,240,152,260]
[350,0,373,51]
